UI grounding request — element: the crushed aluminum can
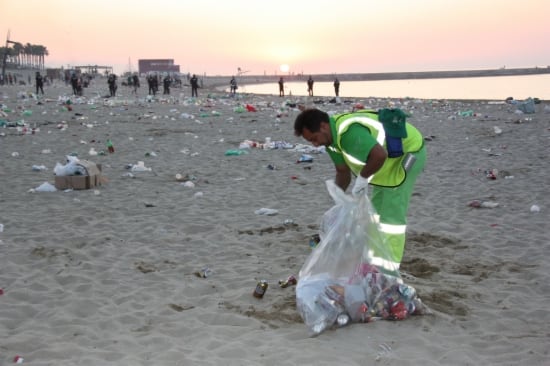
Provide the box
[194,267,212,278]
[278,275,297,288]
[337,313,351,326]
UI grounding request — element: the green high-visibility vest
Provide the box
[330,110,423,187]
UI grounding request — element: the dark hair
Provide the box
[294,108,329,136]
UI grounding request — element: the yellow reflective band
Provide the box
[379,223,407,234]
[343,151,372,182]
[342,151,366,166]
[337,116,386,146]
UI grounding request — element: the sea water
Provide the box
[239,74,550,101]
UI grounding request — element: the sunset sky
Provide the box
[2,0,549,76]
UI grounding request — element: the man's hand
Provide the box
[352,175,369,196]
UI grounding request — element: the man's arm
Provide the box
[351,144,388,196]
[334,163,352,191]
[358,144,387,178]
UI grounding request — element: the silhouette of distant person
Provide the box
[333,77,340,97]
[35,72,44,94]
[107,74,117,97]
[307,76,314,96]
[132,73,140,95]
[147,74,154,95]
[70,74,78,95]
[278,77,284,97]
[147,74,158,95]
[163,75,171,95]
[190,74,199,97]
[70,73,83,96]
[230,76,237,95]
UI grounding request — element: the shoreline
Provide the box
[201,66,550,87]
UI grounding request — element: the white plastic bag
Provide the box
[130,161,152,172]
[34,182,57,192]
[54,156,86,176]
[296,180,428,336]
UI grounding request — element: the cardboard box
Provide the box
[54,160,102,190]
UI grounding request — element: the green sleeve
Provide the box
[327,148,345,166]
[339,124,378,163]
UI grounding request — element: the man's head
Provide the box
[294,108,332,147]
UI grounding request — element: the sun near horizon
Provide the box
[1,0,549,75]
[279,64,290,73]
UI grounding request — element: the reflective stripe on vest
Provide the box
[334,114,385,182]
[337,115,386,146]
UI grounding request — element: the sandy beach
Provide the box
[1,75,549,365]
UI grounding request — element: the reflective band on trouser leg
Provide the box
[364,218,406,268]
[371,146,426,265]
[379,225,406,266]
[367,248,402,275]
[359,214,400,273]
[370,145,426,265]
[371,186,409,266]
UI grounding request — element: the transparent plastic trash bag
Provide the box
[296,180,429,337]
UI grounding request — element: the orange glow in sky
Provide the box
[2,0,549,75]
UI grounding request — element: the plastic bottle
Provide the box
[297,154,313,163]
[225,149,248,156]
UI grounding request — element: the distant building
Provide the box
[46,68,64,81]
[138,59,180,74]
